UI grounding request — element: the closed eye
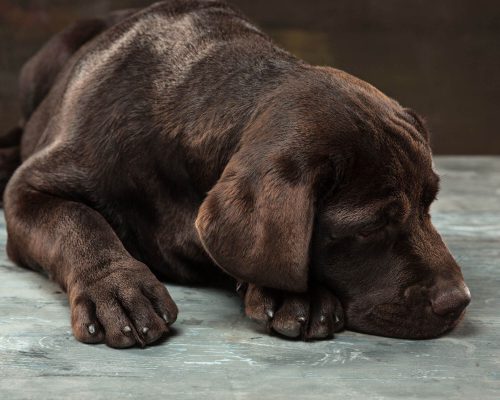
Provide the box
[356,222,387,239]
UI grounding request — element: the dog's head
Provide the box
[196,66,470,339]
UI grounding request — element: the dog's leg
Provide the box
[242,283,344,340]
[4,163,178,348]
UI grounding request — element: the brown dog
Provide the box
[1,0,470,348]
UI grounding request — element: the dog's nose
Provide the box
[431,284,471,317]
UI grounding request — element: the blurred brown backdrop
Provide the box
[1,0,499,154]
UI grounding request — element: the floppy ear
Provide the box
[195,142,315,292]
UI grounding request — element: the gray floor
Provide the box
[0,156,499,400]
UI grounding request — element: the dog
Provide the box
[1,0,470,348]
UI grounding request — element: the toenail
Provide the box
[162,313,170,323]
[265,309,274,319]
[142,327,149,334]
[236,282,247,295]
[334,315,340,323]
[297,316,306,324]
[123,325,132,333]
[88,324,96,335]
[319,315,326,323]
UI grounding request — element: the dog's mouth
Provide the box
[343,301,467,339]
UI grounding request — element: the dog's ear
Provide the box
[195,137,316,292]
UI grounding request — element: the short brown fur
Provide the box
[1,0,470,347]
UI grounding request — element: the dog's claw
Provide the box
[236,281,248,297]
[123,325,132,334]
[162,313,170,324]
[142,327,149,334]
[244,283,344,341]
[88,324,96,335]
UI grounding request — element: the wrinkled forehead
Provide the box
[354,110,436,189]
[285,68,438,208]
[323,136,439,220]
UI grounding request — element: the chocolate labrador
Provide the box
[1,0,471,348]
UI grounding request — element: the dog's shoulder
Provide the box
[60,0,269,92]
[94,0,264,53]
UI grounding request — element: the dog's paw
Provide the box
[68,261,178,348]
[243,283,344,340]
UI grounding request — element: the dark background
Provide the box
[1,0,499,154]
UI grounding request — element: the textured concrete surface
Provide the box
[0,156,499,399]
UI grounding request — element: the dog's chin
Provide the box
[343,301,467,339]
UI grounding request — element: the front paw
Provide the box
[68,261,178,348]
[243,284,344,340]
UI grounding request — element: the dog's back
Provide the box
[0,9,135,200]
[17,0,300,189]
[19,9,137,122]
